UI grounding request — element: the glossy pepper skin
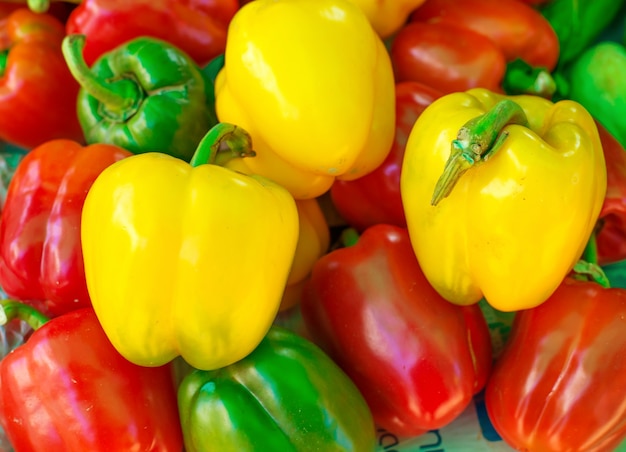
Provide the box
[62,34,218,162]
[330,81,443,231]
[0,291,33,452]
[178,325,377,452]
[565,42,626,150]
[597,123,626,265]
[0,140,131,318]
[300,225,492,437]
[279,198,330,312]
[345,0,426,38]
[215,0,395,200]
[65,0,239,67]
[0,304,184,452]
[221,155,331,312]
[539,0,626,65]
[400,88,607,312]
[391,0,559,96]
[485,277,626,451]
[81,124,299,371]
[0,9,83,149]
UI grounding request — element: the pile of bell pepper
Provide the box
[1,0,626,451]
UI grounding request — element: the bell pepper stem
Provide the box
[571,260,611,288]
[552,71,571,101]
[190,123,256,168]
[0,50,8,77]
[340,228,360,248]
[502,59,557,99]
[0,300,50,331]
[22,0,82,13]
[582,229,599,266]
[431,99,529,206]
[62,34,143,121]
[28,0,50,12]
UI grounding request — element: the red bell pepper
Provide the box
[390,0,559,95]
[0,3,22,29]
[0,8,83,149]
[484,272,626,451]
[596,122,626,265]
[65,0,240,67]
[0,295,34,452]
[0,302,184,451]
[0,139,132,317]
[300,224,492,438]
[330,81,443,231]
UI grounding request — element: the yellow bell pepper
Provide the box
[81,124,299,371]
[215,0,395,200]
[346,0,427,38]
[280,198,331,312]
[400,88,607,312]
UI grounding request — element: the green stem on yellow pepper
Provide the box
[571,229,610,287]
[61,34,143,122]
[0,300,49,331]
[502,59,557,99]
[190,123,256,168]
[431,99,529,206]
[581,229,599,266]
[571,260,611,288]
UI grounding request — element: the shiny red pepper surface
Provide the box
[0,306,184,451]
[300,224,492,437]
[0,8,83,149]
[596,122,626,265]
[330,81,443,231]
[485,276,626,451]
[66,0,240,67]
[0,308,183,452]
[0,139,131,317]
[391,0,559,94]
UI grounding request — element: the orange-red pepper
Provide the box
[596,122,626,265]
[391,0,559,96]
[65,0,240,67]
[0,139,131,317]
[0,8,83,149]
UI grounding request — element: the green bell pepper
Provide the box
[178,326,376,452]
[539,0,626,66]
[564,41,626,149]
[61,34,217,162]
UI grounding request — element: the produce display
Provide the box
[1,0,626,451]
